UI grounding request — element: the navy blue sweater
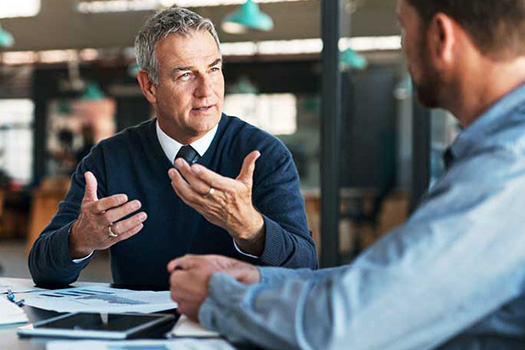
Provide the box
[29,115,317,289]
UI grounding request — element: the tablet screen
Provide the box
[37,313,167,332]
[18,312,176,339]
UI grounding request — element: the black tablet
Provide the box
[17,312,175,339]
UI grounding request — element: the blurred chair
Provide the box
[340,187,390,259]
[0,189,5,235]
[302,189,321,258]
[0,189,5,274]
[26,177,70,256]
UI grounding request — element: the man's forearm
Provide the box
[29,223,89,288]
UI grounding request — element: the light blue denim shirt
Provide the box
[199,83,525,350]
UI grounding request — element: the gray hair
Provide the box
[134,7,221,85]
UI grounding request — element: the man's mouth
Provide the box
[192,105,214,111]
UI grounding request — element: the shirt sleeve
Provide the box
[199,158,525,349]
[72,252,94,264]
[232,240,260,259]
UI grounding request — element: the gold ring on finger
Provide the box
[204,187,215,198]
[108,225,118,238]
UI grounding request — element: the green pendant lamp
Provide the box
[81,82,105,100]
[222,0,274,34]
[340,48,368,71]
[0,22,14,47]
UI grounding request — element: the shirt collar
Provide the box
[156,120,218,163]
[448,83,525,162]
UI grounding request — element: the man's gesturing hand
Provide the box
[167,255,260,321]
[69,171,148,259]
[168,151,265,256]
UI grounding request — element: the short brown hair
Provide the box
[406,0,525,59]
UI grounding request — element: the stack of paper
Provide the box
[0,297,28,326]
[23,285,177,313]
[169,315,220,338]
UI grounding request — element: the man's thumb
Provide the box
[237,151,260,184]
[83,171,98,202]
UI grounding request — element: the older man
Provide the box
[29,8,317,290]
[168,0,525,349]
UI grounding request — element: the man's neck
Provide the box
[449,57,525,127]
[157,119,206,145]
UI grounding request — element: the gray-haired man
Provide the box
[29,7,317,290]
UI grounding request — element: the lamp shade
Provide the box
[340,48,368,70]
[0,22,14,47]
[82,82,105,100]
[222,0,274,34]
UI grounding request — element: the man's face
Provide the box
[153,30,224,142]
[398,0,442,108]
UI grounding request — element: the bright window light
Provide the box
[77,0,303,13]
[0,100,34,184]
[0,0,41,18]
[220,36,401,56]
[224,94,297,135]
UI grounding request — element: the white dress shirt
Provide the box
[156,119,217,163]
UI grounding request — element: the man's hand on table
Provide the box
[69,171,148,259]
[168,150,266,256]
[167,254,260,321]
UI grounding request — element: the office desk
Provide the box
[0,278,257,350]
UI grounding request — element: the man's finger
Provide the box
[169,168,201,204]
[111,211,148,235]
[190,164,233,190]
[236,151,260,184]
[115,223,144,242]
[87,194,129,215]
[104,199,142,223]
[83,171,99,203]
[167,254,199,272]
[174,159,212,195]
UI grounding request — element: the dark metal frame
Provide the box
[320,0,342,267]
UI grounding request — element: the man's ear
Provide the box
[427,13,457,66]
[137,70,157,104]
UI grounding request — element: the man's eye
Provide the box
[210,67,220,73]
[179,72,192,80]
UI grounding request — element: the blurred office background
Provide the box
[0,0,460,280]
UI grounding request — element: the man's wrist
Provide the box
[68,221,93,259]
[234,218,266,256]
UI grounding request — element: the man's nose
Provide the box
[194,75,214,98]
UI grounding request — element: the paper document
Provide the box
[47,339,235,350]
[24,285,177,313]
[168,315,220,338]
[0,298,28,325]
[0,277,44,294]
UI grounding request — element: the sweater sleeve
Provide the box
[28,144,107,288]
[250,147,318,269]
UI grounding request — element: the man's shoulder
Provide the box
[99,118,154,147]
[220,114,290,156]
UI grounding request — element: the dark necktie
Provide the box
[175,145,200,165]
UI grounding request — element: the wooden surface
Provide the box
[25,178,70,256]
[302,188,410,257]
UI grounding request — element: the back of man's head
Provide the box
[406,0,525,60]
[134,7,220,85]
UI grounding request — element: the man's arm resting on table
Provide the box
[198,179,525,350]
[29,221,92,288]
